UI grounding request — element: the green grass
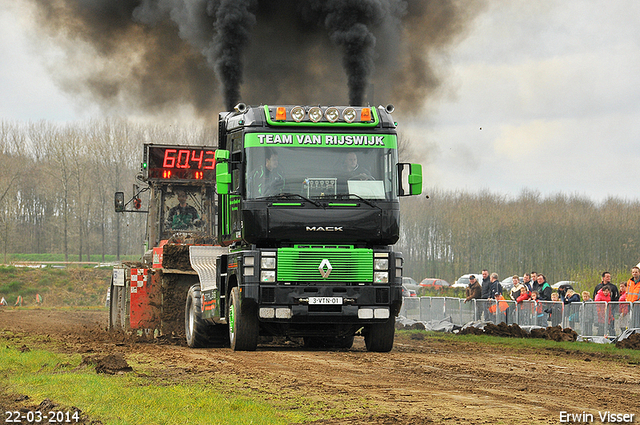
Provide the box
[0,266,111,307]
[0,338,314,425]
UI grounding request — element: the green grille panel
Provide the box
[277,247,373,282]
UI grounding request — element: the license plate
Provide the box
[308,297,342,305]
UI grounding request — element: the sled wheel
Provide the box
[109,278,127,330]
[185,285,210,348]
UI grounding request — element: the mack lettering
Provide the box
[306,226,344,232]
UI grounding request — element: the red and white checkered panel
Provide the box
[130,268,148,293]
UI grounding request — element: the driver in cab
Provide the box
[250,149,285,197]
[165,190,202,230]
[344,152,372,181]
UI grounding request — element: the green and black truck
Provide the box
[110,104,422,352]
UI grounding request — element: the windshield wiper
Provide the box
[344,193,378,209]
[258,193,323,208]
[319,193,379,209]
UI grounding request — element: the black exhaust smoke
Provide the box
[303,0,384,106]
[210,1,256,111]
[27,0,483,114]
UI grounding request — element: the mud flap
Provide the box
[189,246,229,291]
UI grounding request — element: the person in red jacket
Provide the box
[516,286,530,304]
[595,286,614,335]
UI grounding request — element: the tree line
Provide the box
[0,119,214,262]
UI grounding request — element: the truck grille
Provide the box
[277,246,373,282]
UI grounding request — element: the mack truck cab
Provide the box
[194,104,422,352]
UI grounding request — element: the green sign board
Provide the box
[244,133,397,149]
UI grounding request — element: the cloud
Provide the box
[493,120,563,160]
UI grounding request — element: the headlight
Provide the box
[325,107,339,123]
[374,258,389,270]
[261,270,276,282]
[290,106,305,122]
[343,107,357,123]
[261,257,276,269]
[374,271,389,284]
[309,107,323,122]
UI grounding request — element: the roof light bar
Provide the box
[263,105,380,127]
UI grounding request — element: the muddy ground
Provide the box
[1,309,639,424]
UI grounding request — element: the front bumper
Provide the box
[252,283,402,324]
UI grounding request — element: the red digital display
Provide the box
[146,146,216,181]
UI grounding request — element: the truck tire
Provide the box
[364,317,395,352]
[228,287,259,351]
[185,284,210,348]
[108,280,118,330]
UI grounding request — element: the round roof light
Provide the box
[325,107,339,123]
[343,107,357,123]
[309,107,323,122]
[290,106,305,122]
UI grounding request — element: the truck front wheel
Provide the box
[364,317,395,352]
[228,287,259,351]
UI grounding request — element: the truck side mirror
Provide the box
[398,163,423,196]
[115,192,125,212]
[215,149,231,195]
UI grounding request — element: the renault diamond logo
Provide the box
[318,259,333,278]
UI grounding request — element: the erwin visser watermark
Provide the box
[560,411,635,423]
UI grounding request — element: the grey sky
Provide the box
[403,1,640,202]
[2,1,639,202]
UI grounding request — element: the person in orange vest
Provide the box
[626,266,640,303]
[15,295,23,307]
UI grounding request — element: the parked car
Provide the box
[551,280,577,289]
[402,277,420,297]
[402,285,417,298]
[419,278,451,290]
[452,273,482,289]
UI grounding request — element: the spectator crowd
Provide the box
[460,266,640,333]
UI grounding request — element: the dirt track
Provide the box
[1,309,639,424]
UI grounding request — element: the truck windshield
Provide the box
[245,146,398,201]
